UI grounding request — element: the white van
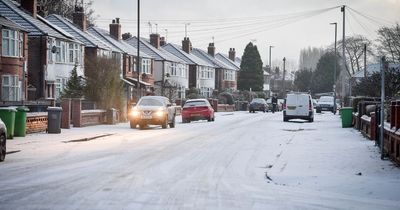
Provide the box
[283,93,314,122]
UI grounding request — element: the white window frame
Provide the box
[1,75,20,101]
[141,59,151,74]
[224,70,235,81]
[2,29,22,58]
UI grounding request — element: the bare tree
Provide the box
[376,24,400,63]
[337,35,374,76]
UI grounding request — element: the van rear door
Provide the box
[285,94,297,116]
[296,94,309,116]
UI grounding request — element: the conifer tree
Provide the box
[62,65,85,98]
[238,42,264,91]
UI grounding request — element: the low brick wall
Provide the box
[217,104,235,112]
[360,115,372,140]
[26,112,47,134]
[81,110,106,127]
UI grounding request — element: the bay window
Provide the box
[141,59,151,74]
[1,75,20,101]
[2,29,23,57]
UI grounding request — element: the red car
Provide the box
[182,99,215,123]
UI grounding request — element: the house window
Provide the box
[48,38,53,63]
[142,59,151,74]
[170,63,177,76]
[178,86,186,99]
[224,70,235,81]
[200,87,212,98]
[55,40,61,62]
[1,75,20,101]
[2,29,23,57]
[55,78,67,99]
[69,43,74,63]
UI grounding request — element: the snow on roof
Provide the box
[215,53,240,70]
[87,27,150,58]
[192,48,235,70]
[126,36,185,63]
[353,63,400,78]
[0,0,73,40]
[162,43,213,67]
[46,15,112,50]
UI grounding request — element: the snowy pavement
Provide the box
[0,111,399,210]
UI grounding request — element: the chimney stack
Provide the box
[229,48,236,61]
[182,37,192,54]
[208,43,215,57]
[20,0,37,18]
[150,34,161,49]
[160,37,166,46]
[109,18,122,40]
[72,5,87,31]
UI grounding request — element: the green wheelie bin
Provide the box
[0,107,17,139]
[14,107,29,137]
[341,107,353,128]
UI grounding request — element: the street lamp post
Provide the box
[137,0,141,99]
[330,22,337,114]
[269,45,274,71]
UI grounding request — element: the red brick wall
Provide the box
[81,110,106,126]
[26,113,47,134]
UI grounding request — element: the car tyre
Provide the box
[0,134,5,162]
[283,116,289,122]
[309,117,314,123]
[130,120,137,129]
[139,123,146,130]
[162,118,168,129]
[316,108,321,113]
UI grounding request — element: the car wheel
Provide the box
[130,120,137,129]
[212,116,215,121]
[208,117,212,122]
[283,116,288,122]
[162,118,168,129]
[139,123,146,130]
[0,134,5,162]
[316,109,321,113]
[169,115,176,128]
[182,118,187,123]
[309,117,314,123]
[249,110,252,113]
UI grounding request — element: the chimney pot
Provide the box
[110,17,122,40]
[229,48,236,61]
[182,37,192,54]
[208,42,215,57]
[150,33,161,49]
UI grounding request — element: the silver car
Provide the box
[129,96,177,130]
[0,119,7,162]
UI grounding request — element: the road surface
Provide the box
[0,111,399,209]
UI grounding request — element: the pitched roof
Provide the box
[353,63,400,78]
[46,15,112,50]
[0,0,73,40]
[0,15,27,31]
[88,27,152,58]
[192,48,236,70]
[126,36,186,63]
[162,43,213,67]
[215,53,240,70]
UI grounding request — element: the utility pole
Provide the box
[331,22,337,114]
[380,56,387,160]
[282,57,286,96]
[341,5,348,96]
[364,43,367,78]
[269,45,274,72]
[137,0,141,99]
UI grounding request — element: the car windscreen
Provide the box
[184,101,207,107]
[319,97,334,102]
[251,99,265,103]
[138,98,164,106]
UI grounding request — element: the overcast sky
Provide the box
[91,0,400,71]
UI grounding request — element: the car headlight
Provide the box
[131,109,140,117]
[155,110,165,117]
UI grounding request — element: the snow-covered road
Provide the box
[0,111,399,210]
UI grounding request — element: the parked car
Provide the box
[129,96,177,129]
[249,98,268,113]
[182,99,215,123]
[0,119,7,162]
[283,93,314,122]
[316,96,336,114]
